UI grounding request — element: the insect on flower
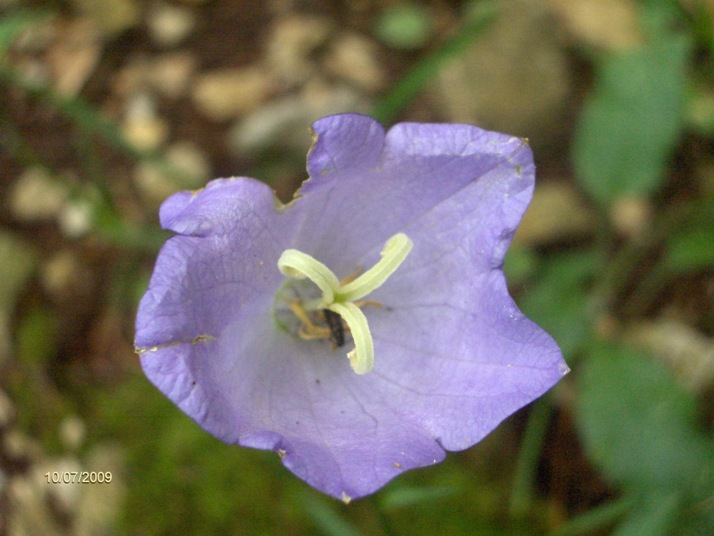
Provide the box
[322,308,346,347]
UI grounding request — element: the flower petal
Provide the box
[292,115,530,276]
[137,178,289,431]
[136,114,567,500]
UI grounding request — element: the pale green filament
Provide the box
[277,233,413,375]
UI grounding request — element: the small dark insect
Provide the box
[322,309,345,347]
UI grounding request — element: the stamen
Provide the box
[277,232,412,374]
[289,302,330,340]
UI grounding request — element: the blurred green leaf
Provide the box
[573,36,691,205]
[301,497,361,536]
[509,398,552,518]
[17,305,57,369]
[613,489,714,536]
[379,484,456,510]
[0,231,35,314]
[550,497,633,536]
[577,343,714,497]
[687,0,714,55]
[504,244,538,287]
[665,228,714,273]
[623,196,714,313]
[374,3,432,50]
[686,85,714,137]
[11,304,69,448]
[678,504,714,536]
[663,197,714,273]
[0,8,48,58]
[93,206,169,252]
[518,252,601,359]
[550,492,714,536]
[612,492,681,536]
[639,0,687,37]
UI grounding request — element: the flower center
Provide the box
[276,233,412,375]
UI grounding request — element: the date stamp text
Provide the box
[45,471,112,484]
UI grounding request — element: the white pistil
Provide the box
[335,233,413,303]
[277,233,413,375]
[277,249,341,306]
[327,302,373,374]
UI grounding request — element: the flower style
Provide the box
[135,113,568,502]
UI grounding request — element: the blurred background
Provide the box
[1,0,713,534]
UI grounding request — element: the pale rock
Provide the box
[147,2,196,48]
[547,0,642,50]
[122,116,170,151]
[115,52,196,99]
[122,93,169,150]
[40,458,83,510]
[134,162,174,205]
[7,441,123,536]
[135,140,210,204]
[230,81,365,155]
[7,475,62,536]
[229,97,309,155]
[59,416,86,451]
[433,2,571,151]
[40,250,93,305]
[4,425,123,536]
[324,32,385,91]
[165,141,211,186]
[148,52,196,98]
[610,196,653,241]
[514,180,595,246]
[4,429,41,460]
[72,0,140,36]
[192,67,274,121]
[58,198,94,238]
[10,167,68,222]
[627,319,714,393]
[45,18,102,96]
[266,15,333,84]
[74,445,125,536]
[113,57,146,96]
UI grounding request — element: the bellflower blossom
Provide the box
[135,113,568,502]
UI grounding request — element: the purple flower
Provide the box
[135,113,568,501]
